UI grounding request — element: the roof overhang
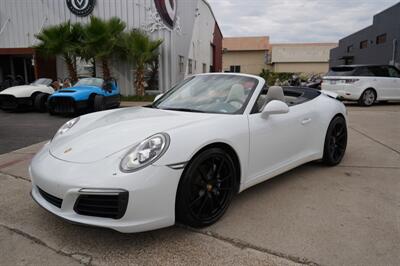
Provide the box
[0,48,35,55]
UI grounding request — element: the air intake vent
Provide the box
[49,96,75,113]
[38,187,63,208]
[74,192,129,219]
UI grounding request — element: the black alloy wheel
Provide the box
[176,148,237,228]
[322,116,347,166]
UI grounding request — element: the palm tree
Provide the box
[82,17,126,80]
[35,21,83,83]
[120,30,163,96]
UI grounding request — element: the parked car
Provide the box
[0,78,54,111]
[322,65,400,106]
[304,74,323,90]
[47,77,120,115]
[30,73,347,233]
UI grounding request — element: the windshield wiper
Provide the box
[160,107,205,113]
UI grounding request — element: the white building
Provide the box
[0,0,223,95]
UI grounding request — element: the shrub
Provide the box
[259,69,295,86]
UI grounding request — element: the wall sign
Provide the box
[154,0,177,29]
[66,0,96,17]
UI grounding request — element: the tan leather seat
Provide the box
[265,86,285,104]
[226,84,245,108]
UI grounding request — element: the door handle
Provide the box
[301,118,312,125]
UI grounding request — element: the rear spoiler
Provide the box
[321,90,339,100]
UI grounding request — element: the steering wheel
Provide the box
[227,99,244,108]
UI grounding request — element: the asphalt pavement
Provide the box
[0,111,69,154]
[0,101,148,154]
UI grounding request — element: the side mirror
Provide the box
[102,82,112,92]
[154,93,163,102]
[261,100,289,118]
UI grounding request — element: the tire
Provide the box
[176,147,237,228]
[93,95,105,112]
[358,88,376,106]
[48,109,55,116]
[34,93,48,112]
[322,116,347,166]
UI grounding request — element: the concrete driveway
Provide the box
[0,104,399,265]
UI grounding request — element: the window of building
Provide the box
[360,40,368,49]
[203,63,207,73]
[230,65,241,73]
[347,45,353,53]
[376,34,387,44]
[179,56,184,73]
[194,60,197,71]
[188,59,193,74]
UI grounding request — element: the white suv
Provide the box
[322,65,400,106]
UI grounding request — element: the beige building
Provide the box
[270,43,337,74]
[222,37,337,75]
[222,36,271,75]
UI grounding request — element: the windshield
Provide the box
[153,75,259,114]
[31,78,52,86]
[74,78,104,87]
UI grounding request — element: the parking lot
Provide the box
[0,103,399,265]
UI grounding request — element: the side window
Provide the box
[388,66,400,78]
[368,66,389,77]
[378,66,390,77]
[354,67,373,77]
[251,85,268,114]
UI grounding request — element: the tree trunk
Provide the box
[64,56,78,83]
[135,67,145,96]
[92,58,96,77]
[102,58,111,80]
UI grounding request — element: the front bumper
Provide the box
[30,143,183,233]
[0,95,32,109]
[48,96,90,114]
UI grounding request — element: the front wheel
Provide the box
[34,93,48,112]
[176,148,237,228]
[358,88,376,106]
[93,95,105,112]
[322,116,347,166]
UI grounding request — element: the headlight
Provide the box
[53,117,80,139]
[120,133,170,172]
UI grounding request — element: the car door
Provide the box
[387,66,400,99]
[368,66,392,99]
[246,94,318,187]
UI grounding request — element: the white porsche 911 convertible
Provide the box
[0,78,54,111]
[30,73,347,233]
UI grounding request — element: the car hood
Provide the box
[52,86,101,96]
[49,107,212,163]
[0,85,47,97]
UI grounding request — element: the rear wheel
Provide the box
[358,88,376,106]
[322,116,347,166]
[93,95,105,112]
[34,93,48,112]
[176,148,237,228]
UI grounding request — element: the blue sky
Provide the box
[207,0,399,43]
